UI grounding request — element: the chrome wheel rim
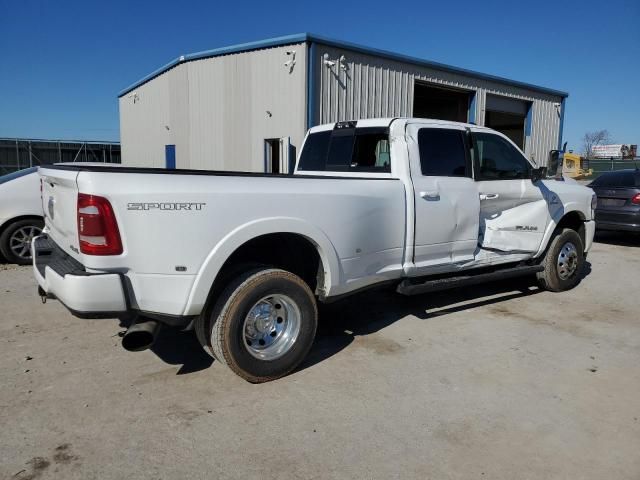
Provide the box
[243,294,301,361]
[557,241,579,280]
[9,225,41,260]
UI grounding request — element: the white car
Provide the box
[0,163,122,265]
[0,167,43,264]
[33,118,596,382]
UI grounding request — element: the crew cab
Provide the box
[33,118,596,382]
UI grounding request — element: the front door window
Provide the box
[473,132,531,180]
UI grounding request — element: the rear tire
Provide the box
[537,228,585,292]
[0,219,43,265]
[195,268,318,383]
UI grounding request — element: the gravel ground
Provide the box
[1,232,639,480]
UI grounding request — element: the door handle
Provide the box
[420,190,440,200]
[480,193,499,200]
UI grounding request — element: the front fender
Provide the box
[534,204,587,258]
[182,217,341,316]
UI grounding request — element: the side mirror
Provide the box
[531,166,547,183]
[548,150,562,177]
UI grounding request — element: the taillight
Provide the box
[77,193,123,255]
[632,193,640,205]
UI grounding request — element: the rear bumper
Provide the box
[596,222,640,232]
[32,235,127,317]
[32,235,194,326]
[595,210,640,232]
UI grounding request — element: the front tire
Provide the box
[195,268,318,383]
[0,219,43,265]
[537,228,585,292]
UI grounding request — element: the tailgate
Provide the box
[39,167,81,261]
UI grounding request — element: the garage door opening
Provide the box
[485,95,530,150]
[413,82,471,123]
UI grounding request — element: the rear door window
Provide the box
[298,127,391,173]
[418,128,469,177]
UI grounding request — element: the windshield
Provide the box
[0,167,38,185]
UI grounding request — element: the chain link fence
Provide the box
[0,138,121,176]
[589,157,639,178]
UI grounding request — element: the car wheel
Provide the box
[537,228,585,292]
[0,219,44,265]
[195,267,318,383]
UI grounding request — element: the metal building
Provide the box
[119,33,568,171]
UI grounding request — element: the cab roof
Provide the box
[308,118,491,133]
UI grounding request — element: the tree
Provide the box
[582,130,611,158]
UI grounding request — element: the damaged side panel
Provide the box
[480,197,549,252]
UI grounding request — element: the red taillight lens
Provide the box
[632,193,640,205]
[77,193,123,255]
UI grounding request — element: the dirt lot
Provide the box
[1,233,639,480]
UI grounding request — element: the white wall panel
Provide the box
[119,43,307,171]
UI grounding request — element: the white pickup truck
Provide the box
[33,118,596,382]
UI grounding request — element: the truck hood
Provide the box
[541,179,594,221]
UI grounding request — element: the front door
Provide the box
[471,129,549,253]
[408,123,480,270]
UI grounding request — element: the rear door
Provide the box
[471,129,549,253]
[408,123,480,269]
[39,167,81,260]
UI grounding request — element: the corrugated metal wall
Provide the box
[120,40,564,170]
[119,71,171,168]
[119,43,307,170]
[313,45,563,166]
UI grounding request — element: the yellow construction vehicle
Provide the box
[548,145,593,180]
[561,152,593,179]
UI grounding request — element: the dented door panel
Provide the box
[477,179,550,252]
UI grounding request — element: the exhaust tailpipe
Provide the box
[122,318,162,352]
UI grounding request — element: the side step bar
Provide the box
[397,264,544,296]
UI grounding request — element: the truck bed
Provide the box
[38,164,407,316]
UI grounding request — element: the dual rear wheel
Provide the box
[195,268,317,383]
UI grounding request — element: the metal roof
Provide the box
[118,33,569,98]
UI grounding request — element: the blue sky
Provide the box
[1,0,638,151]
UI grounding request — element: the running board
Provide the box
[396,264,544,296]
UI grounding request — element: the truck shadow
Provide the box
[298,276,550,374]
[117,318,214,375]
[133,263,592,376]
[594,231,640,247]
[151,328,214,374]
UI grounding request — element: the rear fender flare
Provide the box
[182,217,341,316]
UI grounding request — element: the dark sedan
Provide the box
[589,169,640,232]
